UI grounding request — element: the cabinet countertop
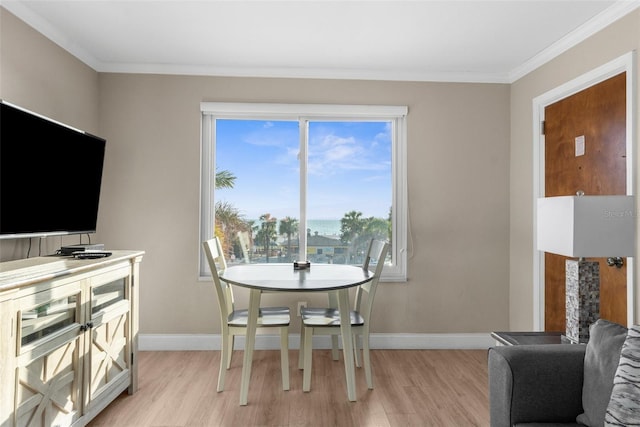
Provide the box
[0,250,145,292]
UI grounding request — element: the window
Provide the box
[200,103,407,281]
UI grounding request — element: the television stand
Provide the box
[0,250,144,426]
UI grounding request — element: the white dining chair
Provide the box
[237,230,251,263]
[202,237,290,392]
[298,238,389,391]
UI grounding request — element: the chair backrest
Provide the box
[354,239,389,322]
[203,237,234,321]
[237,230,251,263]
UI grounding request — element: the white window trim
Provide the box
[199,102,408,282]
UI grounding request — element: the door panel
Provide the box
[85,274,131,412]
[544,72,627,331]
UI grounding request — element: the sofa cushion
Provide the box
[604,325,640,426]
[489,345,586,427]
[576,319,627,426]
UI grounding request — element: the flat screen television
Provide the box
[0,100,106,239]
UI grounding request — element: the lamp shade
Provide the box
[537,195,636,258]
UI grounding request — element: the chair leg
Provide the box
[298,326,305,370]
[363,331,373,389]
[226,334,234,369]
[353,333,361,368]
[280,326,290,390]
[331,335,340,361]
[302,326,313,392]
[327,293,340,361]
[218,330,229,392]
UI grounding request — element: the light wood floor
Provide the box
[88,349,489,426]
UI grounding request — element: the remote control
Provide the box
[72,251,112,259]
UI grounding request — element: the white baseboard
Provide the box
[139,332,495,351]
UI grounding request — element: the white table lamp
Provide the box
[537,195,635,343]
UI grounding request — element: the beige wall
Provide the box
[97,75,510,334]
[1,7,511,335]
[509,10,640,329]
[0,9,100,260]
[3,3,639,339]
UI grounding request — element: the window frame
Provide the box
[199,102,408,281]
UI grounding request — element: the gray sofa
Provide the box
[488,319,636,427]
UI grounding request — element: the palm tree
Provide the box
[363,217,387,237]
[215,201,245,258]
[340,211,364,263]
[257,213,277,262]
[387,206,393,242]
[214,169,242,257]
[215,169,236,189]
[340,210,364,244]
[279,216,298,261]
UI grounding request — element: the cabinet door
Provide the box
[84,267,131,414]
[14,282,84,427]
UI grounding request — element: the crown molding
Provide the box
[1,1,100,70]
[509,0,640,83]
[3,0,639,84]
[98,61,512,83]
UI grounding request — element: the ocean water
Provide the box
[306,219,341,236]
[250,218,342,237]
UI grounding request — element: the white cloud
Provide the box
[308,132,388,177]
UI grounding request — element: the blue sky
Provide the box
[215,119,391,221]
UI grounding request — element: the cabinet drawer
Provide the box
[91,278,126,315]
[17,283,82,355]
[14,335,82,427]
[89,265,131,316]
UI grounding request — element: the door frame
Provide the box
[532,51,637,330]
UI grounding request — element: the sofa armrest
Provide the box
[488,344,586,427]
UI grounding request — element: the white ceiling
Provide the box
[3,0,639,83]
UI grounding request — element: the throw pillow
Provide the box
[604,325,640,426]
[576,319,628,426]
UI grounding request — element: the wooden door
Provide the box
[544,72,627,331]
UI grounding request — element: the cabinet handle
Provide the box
[80,322,94,331]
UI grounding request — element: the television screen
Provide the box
[0,101,106,239]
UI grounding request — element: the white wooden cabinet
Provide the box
[0,251,144,427]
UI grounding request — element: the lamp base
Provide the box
[565,259,600,344]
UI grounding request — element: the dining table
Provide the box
[219,262,374,406]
